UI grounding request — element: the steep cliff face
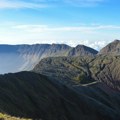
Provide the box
[99,40,120,55]
[16,44,71,71]
[0,44,97,74]
[0,44,71,73]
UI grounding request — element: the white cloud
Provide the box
[88,41,108,50]
[0,0,105,9]
[0,0,47,9]
[12,24,120,33]
[68,40,108,50]
[1,23,120,50]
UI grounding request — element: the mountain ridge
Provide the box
[0,43,98,74]
[0,71,120,120]
[33,54,120,91]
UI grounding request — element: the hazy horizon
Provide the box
[0,39,117,51]
[0,0,120,50]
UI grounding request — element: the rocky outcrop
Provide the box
[90,55,120,91]
[99,40,120,55]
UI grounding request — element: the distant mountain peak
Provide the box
[113,39,120,42]
[99,39,120,55]
[75,44,86,48]
[68,44,98,57]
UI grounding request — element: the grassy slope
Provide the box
[33,56,95,84]
[0,113,31,120]
[0,71,120,120]
[33,55,120,90]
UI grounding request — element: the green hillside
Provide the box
[33,56,95,84]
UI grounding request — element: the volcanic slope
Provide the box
[0,71,120,120]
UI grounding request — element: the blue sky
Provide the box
[0,0,120,50]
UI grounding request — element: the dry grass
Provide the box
[0,113,31,120]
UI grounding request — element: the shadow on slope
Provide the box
[0,72,120,120]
